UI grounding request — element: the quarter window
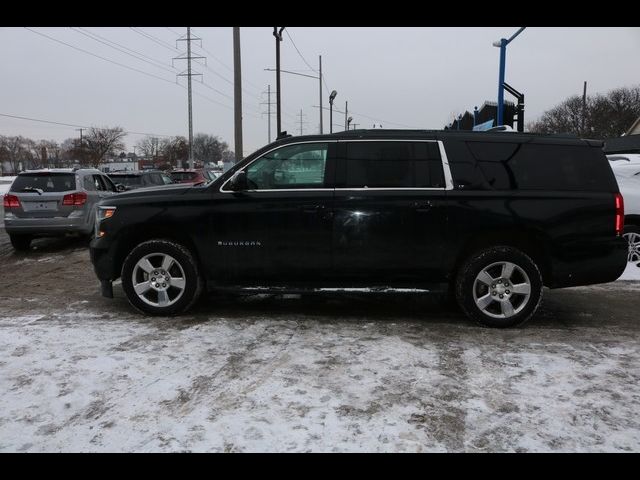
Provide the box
[245,143,328,190]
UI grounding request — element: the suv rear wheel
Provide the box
[455,246,543,328]
[623,225,640,264]
[121,239,202,315]
[9,234,32,251]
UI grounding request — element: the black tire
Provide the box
[9,234,32,251]
[121,239,203,316]
[455,246,543,328]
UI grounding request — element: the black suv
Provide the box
[90,130,627,327]
[107,170,173,191]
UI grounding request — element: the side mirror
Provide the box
[228,171,248,191]
[115,183,126,192]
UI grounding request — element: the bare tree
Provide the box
[528,85,640,139]
[0,136,34,174]
[160,136,188,169]
[136,136,161,159]
[83,126,127,168]
[192,133,231,166]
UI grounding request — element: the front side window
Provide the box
[245,143,328,190]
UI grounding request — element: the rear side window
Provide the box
[465,141,617,191]
[111,175,142,187]
[147,173,164,185]
[11,173,76,193]
[343,141,444,188]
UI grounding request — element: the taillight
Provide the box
[62,192,87,206]
[3,194,20,208]
[615,192,624,236]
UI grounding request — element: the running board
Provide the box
[210,285,447,294]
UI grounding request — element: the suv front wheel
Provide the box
[121,239,203,315]
[455,246,543,328]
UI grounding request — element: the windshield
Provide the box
[170,172,197,181]
[11,173,76,192]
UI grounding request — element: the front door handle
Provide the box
[413,201,434,212]
[301,204,325,214]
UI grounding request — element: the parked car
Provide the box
[608,154,640,264]
[90,130,627,327]
[4,168,118,251]
[107,170,173,191]
[169,169,208,184]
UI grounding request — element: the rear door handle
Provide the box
[413,201,434,212]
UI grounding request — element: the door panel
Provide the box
[208,142,336,284]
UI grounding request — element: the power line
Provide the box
[70,27,176,74]
[24,27,177,86]
[129,27,177,52]
[285,29,318,74]
[0,112,176,138]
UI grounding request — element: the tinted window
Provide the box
[11,173,76,193]
[102,175,117,192]
[465,141,616,191]
[110,175,142,187]
[246,143,328,189]
[344,141,443,188]
[147,173,164,185]
[170,172,197,182]
[92,175,107,191]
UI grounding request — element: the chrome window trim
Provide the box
[220,138,455,193]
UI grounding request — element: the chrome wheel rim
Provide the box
[473,261,531,319]
[623,232,640,263]
[131,253,186,307]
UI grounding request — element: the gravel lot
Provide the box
[1,208,639,452]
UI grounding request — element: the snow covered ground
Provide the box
[618,260,640,280]
[0,238,639,452]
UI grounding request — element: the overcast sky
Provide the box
[1,27,639,156]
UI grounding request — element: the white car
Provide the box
[608,154,640,264]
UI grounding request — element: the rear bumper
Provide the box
[548,236,628,288]
[4,215,91,235]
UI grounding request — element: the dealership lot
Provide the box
[0,214,639,452]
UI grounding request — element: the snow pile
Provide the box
[618,261,640,281]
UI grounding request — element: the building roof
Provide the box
[626,116,640,136]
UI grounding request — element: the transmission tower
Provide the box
[297,109,308,136]
[173,27,206,169]
[260,84,277,143]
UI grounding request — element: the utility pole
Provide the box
[344,101,348,131]
[174,27,205,169]
[319,55,323,134]
[261,85,276,143]
[233,27,243,163]
[582,81,588,135]
[273,27,285,137]
[75,128,85,165]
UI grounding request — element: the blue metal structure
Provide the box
[495,27,526,126]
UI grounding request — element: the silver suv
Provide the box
[3,168,117,251]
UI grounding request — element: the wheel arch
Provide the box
[451,228,553,286]
[113,224,204,280]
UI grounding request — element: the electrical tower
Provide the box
[260,85,277,143]
[173,27,206,169]
[297,109,308,136]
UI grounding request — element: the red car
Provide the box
[168,169,208,184]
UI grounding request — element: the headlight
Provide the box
[95,206,117,238]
